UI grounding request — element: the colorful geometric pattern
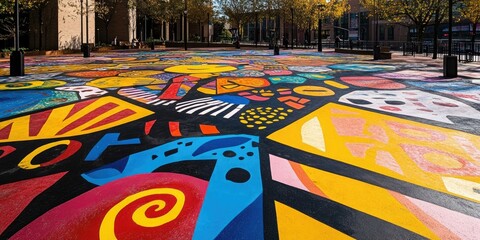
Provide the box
[0,96,153,142]
[268,103,480,203]
[0,49,479,239]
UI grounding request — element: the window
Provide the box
[388,26,394,40]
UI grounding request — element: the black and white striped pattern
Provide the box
[118,87,176,106]
[175,97,246,119]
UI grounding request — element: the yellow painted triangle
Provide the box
[275,201,354,240]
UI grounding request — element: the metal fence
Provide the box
[336,40,480,62]
[410,41,480,62]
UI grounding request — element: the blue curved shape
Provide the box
[212,95,250,105]
[192,137,251,156]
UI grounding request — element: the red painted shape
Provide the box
[56,102,119,135]
[0,172,67,235]
[0,146,16,159]
[29,109,53,137]
[169,121,182,137]
[64,98,98,120]
[159,83,183,100]
[83,109,136,131]
[144,120,157,135]
[11,173,207,240]
[40,140,82,167]
[0,123,13,140]
[199,124,220,135]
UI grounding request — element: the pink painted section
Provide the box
[368,125,389,143]
[387,121,447,142]
[340,76,406,89]
[269,154,308,192]
[390,191,460,239]
[405,195,480,240]
[331,117,366,137]
[375,150,404,175]
[345,143,374,158]
[401,144,480,176]
[453,136,480,165]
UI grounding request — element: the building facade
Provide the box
[29,0,96,50]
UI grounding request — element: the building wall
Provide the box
[29,0,96,50]
[58,0,95,50]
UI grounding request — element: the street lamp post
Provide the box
[373,0,380,60]
[291,7,294,49]
[207,12,210,47]
[10,0,24,76]
[184,0,188,51]
[83,0,91,57]
[443,0,457,77]
[317,1,329,52]
[81,0,83,46]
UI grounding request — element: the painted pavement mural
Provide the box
[0,50,479,239]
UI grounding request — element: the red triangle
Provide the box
[0,172,67,234]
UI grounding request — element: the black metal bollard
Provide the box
[274,45,280,55]
[10,50,24,76]
[82,43,90,58]
[373,45,381,60]
[443,56,458,78]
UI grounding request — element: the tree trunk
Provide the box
[105,21,110,44]
[472,23,477,55]
[433,8,439,59]
[39,9,43,50]
[417,24,425,53]
[199,20,201,42]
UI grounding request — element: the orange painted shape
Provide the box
[169,121,182,137]
[289,161,328,198]
[298,98,310,104]
[216,77,270,94]
[199,124,220,135]
[278,96,299,102]
[284,101,305,110]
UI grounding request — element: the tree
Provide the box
[0,0,44,49]
[360,0,438,42]
[187,0,213,41]
[217,0,253,39]
[460,0,480,47]
[432,0,448,59]
[95,0,127,43]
